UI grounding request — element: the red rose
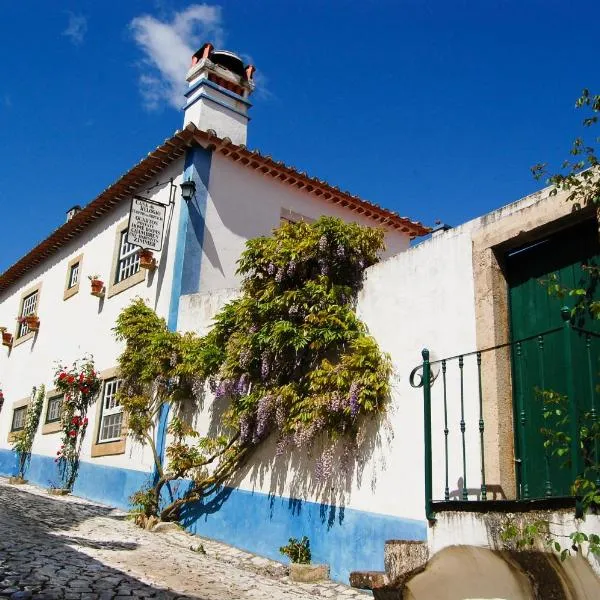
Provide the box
[83,417,89,426]
[67,375,75,384]
[68,430,77,438]
[59,373,66,380]
[71,416,80,425]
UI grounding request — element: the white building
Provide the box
[0,44,428,584]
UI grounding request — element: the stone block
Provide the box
[349,570,388,589]
[289,563,329,583]
[384,540,428,582]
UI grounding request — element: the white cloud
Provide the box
[130,4,224,111]
[63,13,87,45]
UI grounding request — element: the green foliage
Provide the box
[115,217,392,521]
[532,89,600,210]
[11,385,45,479]
[279,536,311,564]
[500,519,550,550]
[53,357,101,490]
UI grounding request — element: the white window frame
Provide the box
[17,290,38,338]
[11,406,27,432]
[46,395,63,424]
[98,378,123,443]
[115,230,140,284]
[68,262,80,289]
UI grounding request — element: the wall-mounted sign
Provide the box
[127,196,167,251]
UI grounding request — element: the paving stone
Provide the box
[0,477,362,600]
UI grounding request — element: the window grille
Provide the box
[68,262,80,289]
[98,379,123,443]
[11,406,27,431]
[46,396,63,423]
[115,231,140,284]
[18,290,38,338]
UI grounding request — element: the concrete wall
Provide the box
[0,159,185,493]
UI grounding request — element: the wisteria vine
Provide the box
[116,216,392,522]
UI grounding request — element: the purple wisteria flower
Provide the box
[318,235,328,252]
[335,244,345,258]
[239,414,252,443]
[235,373,249,395]
[267,262,276,275]
[348,382,360,417]
[287,260,297,276]
[314,446,334,483]
[275,268,285,283]
[239,348,252,369]
[254,395,274,442]
[275,437,290,457]
[261,352,270,380]
[289,304,299,316]
[169,352,178,367]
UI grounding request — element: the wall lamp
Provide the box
[180,180,196,202]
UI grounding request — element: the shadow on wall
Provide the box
[224,409,394,520]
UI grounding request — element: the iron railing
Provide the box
[411,307,600,521]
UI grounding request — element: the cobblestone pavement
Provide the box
[0,479,367,600]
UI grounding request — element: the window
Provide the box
[46,396,63,424]
[115,230,140,284]
[63,254,83,301]
[98,378,123,443]
[17,290,38,338]
[68,262,80,289]
[11,406,27,432]
[280,208,313,226]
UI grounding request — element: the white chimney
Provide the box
[183,43,256,145]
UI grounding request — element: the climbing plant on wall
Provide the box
[53,357,101,490]
[11,385,45,481]
[115,216,392,522]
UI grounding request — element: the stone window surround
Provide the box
[471,190,594,501]
[42,389,63,435]
[12,282,43,348]
[7,397,30,443]
[280,207,314,225]
[107,220,146,299]
[91,366,126,458]
[63,254,83,301]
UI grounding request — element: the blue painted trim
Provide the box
[0,449,150,510]
[0,448,426,584]
[155,147,213,481]
[185,78,252,106]
[180,147,212,295]
[182,92,250,121]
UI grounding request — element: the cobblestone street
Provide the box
[0,479,366,600]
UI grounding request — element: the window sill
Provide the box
[63,284,80,301]
[107,270,146,299]
[42,421,62,435]
[91,438,126,457]
[12,331,35,348]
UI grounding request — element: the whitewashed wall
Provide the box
[197,153,411,293]
[0,159,185,473]
[178,190,548,521]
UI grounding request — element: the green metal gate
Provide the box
[507,219,600,499]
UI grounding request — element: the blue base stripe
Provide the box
[0,449,426,584]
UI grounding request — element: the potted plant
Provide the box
[1,327,12,348]
[280,537,329,582]
[17,314,40,332]
[138,248,157,270]
[89,275,104,297]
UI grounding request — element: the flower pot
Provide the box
[90,279,105,297]
[2,331,13,347]
[289,563,329,583]
[47,488,71,496]
[25,315,40,331]
[138,249,157,271]
[8,476,27,485]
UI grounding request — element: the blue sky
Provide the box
[1,1,599,272]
